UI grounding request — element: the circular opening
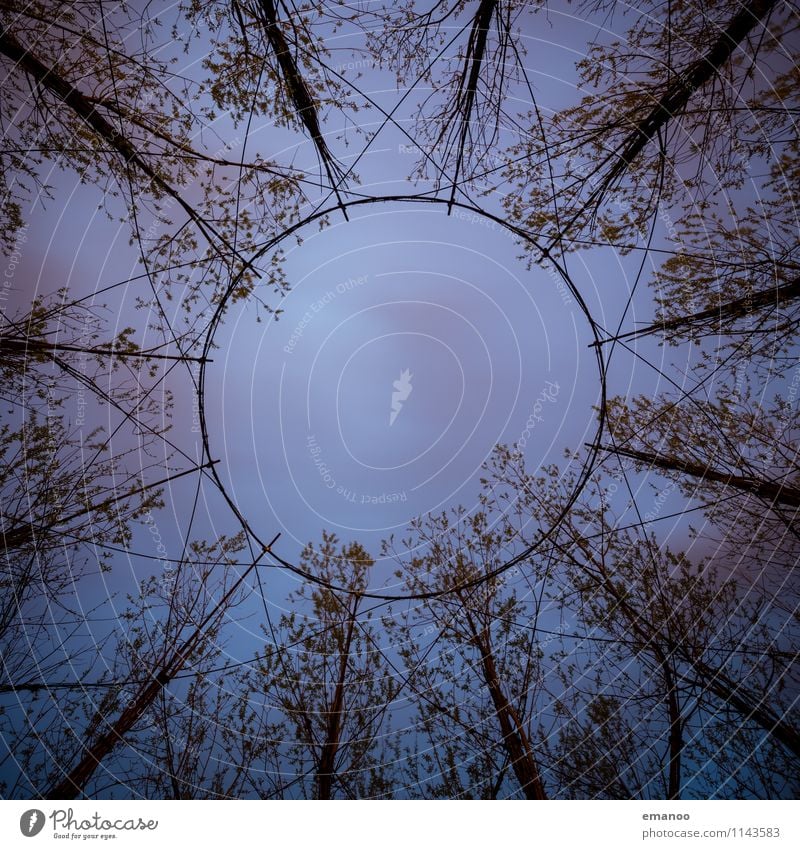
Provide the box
[201,198,606,593]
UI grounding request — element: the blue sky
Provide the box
[4,39,702,604]
[7,2,787,799]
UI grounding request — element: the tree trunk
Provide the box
[663,662,683,799]
[594,276,800,346]
[598,443,800,509]
[477,634,546,799]
[566,538,800,764]
[45,553,264,798]
[598,0,778,195]
[316,595,360,799]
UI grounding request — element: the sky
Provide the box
[0,0,713,626]
[4,1,771,799]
